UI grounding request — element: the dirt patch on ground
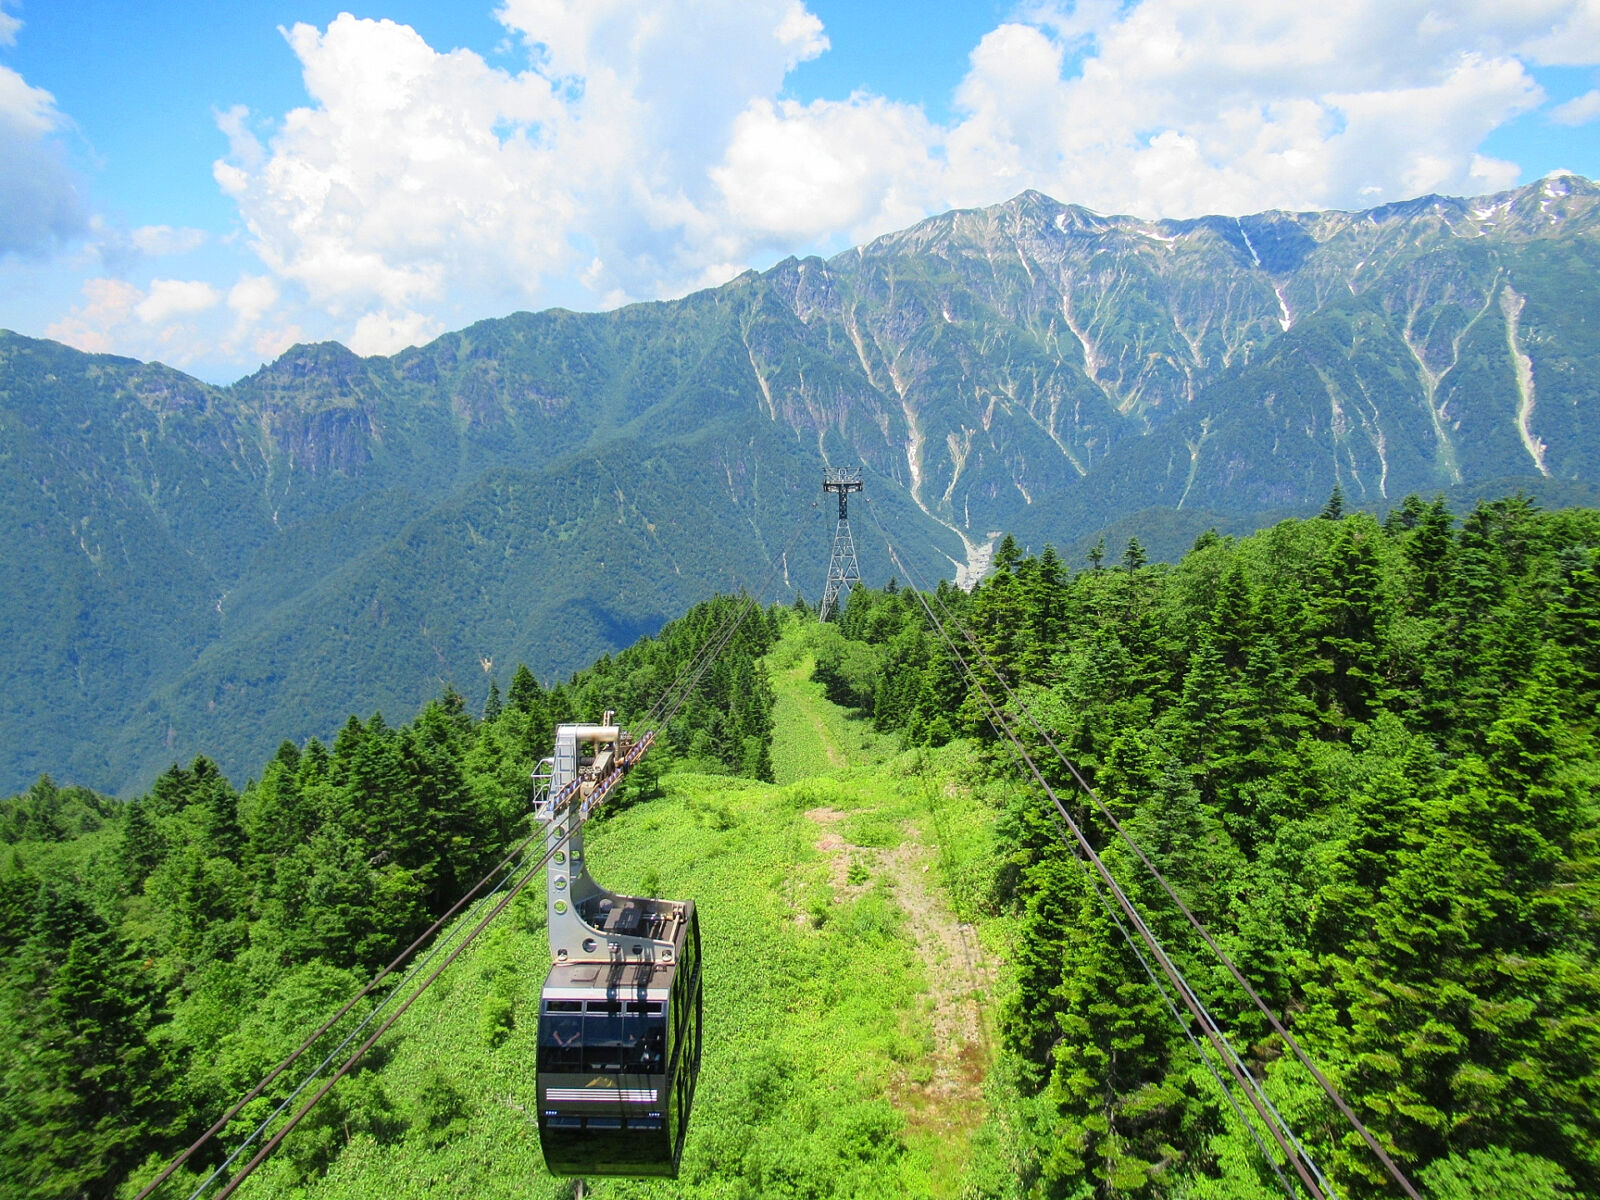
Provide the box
[883,828,994,1091]
[803,806,853,889]
[801,806,994,1113]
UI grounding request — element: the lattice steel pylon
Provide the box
[818,466,864,621]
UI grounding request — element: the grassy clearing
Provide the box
[233,623,1008,1200]
[765,623,899,786]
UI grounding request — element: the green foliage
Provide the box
[844,811,904,849]
[1418,1146,1576,1200]
[8,490,1600,1200]
[0,586,790,1199]
[0,776,119,843]
[408,1066,472,1148]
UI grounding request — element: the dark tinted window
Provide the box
[580,1014,666,1073]
[538,1013,584,1072]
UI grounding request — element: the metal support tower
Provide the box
[819,466,863,621]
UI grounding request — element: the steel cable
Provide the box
[897,522,1416,1200]
[931,640,1299,1200]
[640,510,814,733]
[148,510,805,1196]
[182,844,532,1200]
[862,502,1330,1198]
[133,820,550,1200]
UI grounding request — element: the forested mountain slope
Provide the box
[4,491,1599,1198]
[0,604,1016,1200]
[0,595,787,1198]
[4,175,1599,793]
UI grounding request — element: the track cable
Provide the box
[892,519,1421,1200]
[863,500,1335,1199]
[901,594,1301,1199]
[640,511,813,736]
[134,820,551,1200]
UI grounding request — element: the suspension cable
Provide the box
[1046,808,1301,1200]
[192,786,598,1200]
[939,627,1301,1200]
[209,843,554,1199]
[642,511,814,734]
[147,516,804,1197]
[210,553,780,1197]
[892,516,1419,1200]
[134,819,549,1200]
[181,843,534,1200]
[864,503,1330,1198]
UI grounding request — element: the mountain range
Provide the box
[4,174,1598,794]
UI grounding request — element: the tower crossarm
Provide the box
[821,465,863,520]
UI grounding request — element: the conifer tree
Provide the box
[994,533,1023,573]
[1021,545,1069,680]
[1308,517,1390,728]
[118,799,162,891]
[1402,497,1454,610]
[1087,535,1106,571]
[1320,483,1345,519]
[0,886,161,1199]
[189,756,244,863]
[1122,536,1147,574]
[0,855,36,954]
[1550,547,1600,699]
[507,663,540,713]
[1037,850,1189,1196]
[298,737,330,785]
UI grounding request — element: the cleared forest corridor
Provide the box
[764,624,1001,1195]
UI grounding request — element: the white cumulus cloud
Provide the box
[1551,87,1600,124]
[348,308,445,356]
[212,1,847,353]
[227,274,279,324]
[0,63,87,257]
[932,2,1555,217]
[712,95,941,243]
[135,278,221,325]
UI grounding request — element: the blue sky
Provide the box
[3,0,1598,382]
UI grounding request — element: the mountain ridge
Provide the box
[3,173,1598,793]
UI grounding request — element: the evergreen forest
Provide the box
[3,492,1599,1200]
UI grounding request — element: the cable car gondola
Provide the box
[532,718,703,1178]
